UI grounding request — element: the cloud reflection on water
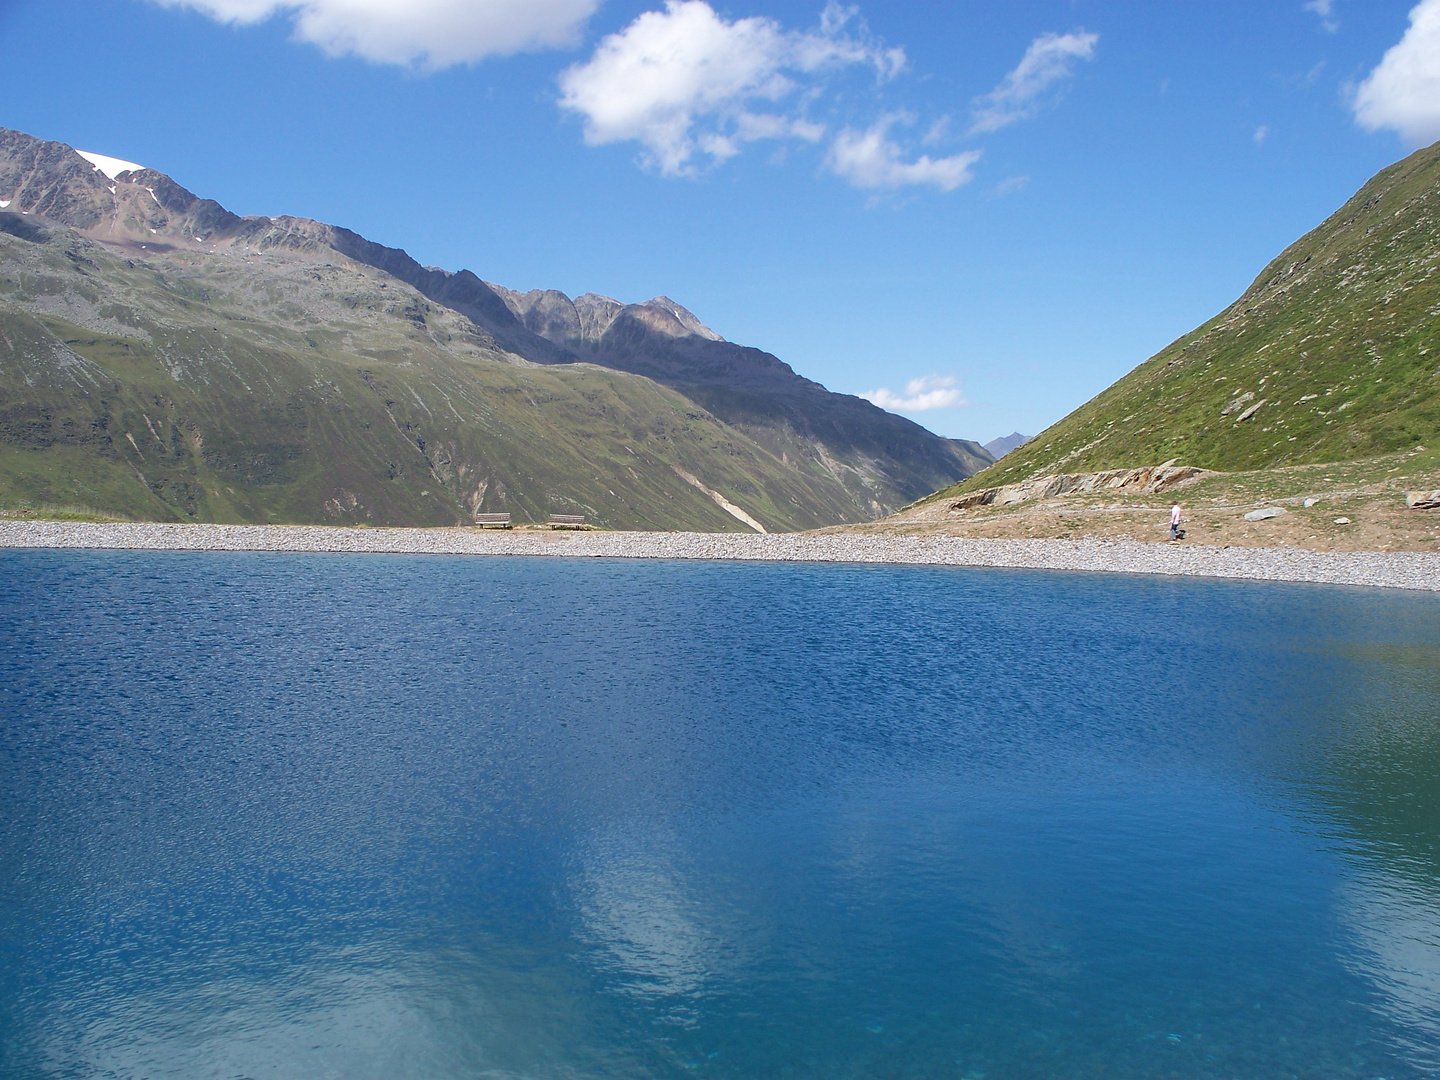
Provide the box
[1342,878,1440,1073]
[571,825,747,1016]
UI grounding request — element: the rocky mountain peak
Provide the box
[1,128,247,248]
[1,129,115,230]
[636,296,723,342]
[572,293,627,343]
[983,432,1032,459]
[486,287,724,348]
[487,284,586,343]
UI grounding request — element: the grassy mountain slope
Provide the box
[490,285,993,516]
[0,126,990,527]
[0,224,882,530]
[940,139,1440,497]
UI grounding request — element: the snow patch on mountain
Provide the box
[76,150,145,180]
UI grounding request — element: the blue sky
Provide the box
[1,0,1437,444]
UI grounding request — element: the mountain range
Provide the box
[0,127,990,530]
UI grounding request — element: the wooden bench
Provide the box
[474,513,512,529]
[547,514,587,530]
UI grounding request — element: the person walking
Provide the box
[1169,501,1183,541]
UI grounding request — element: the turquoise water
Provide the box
[1,552,1438,1079]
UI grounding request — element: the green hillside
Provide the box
[942,139,1440,496]
[0,225,881,530]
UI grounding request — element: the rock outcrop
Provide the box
[949,465,1209,510]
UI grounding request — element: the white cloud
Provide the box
[1304,0,1339,33]
[1254,124,1269,143]
[969,31,1098,134]
[558,0,904,176]
[828,116,980,191]
[861,374,967,412]
[1353,0,1440,146]
[150,0,600,67]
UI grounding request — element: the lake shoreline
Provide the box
[2,519,1437,592]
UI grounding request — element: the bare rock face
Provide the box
[488,286,583,341]
[1407,490,1440,509]
[572,294,626,342]
[0,129,111,230]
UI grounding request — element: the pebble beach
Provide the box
[2,520,1437,592]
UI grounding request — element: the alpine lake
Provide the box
[1,550,1438,1079]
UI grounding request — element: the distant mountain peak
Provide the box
[983,432,1031,459]
[488,287,725,347]
[638,296,723,342]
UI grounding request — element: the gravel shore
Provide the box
[2,520,1437,592]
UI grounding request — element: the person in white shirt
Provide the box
[1170,502,1183,541]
